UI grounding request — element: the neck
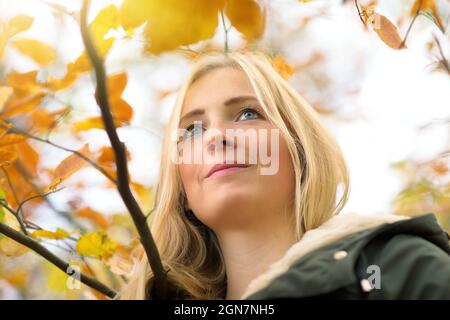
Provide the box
[216,216,297,300]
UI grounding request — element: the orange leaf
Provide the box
[270,53,294,80]
[14,140,39,178]
[108,72,133,123]
[0,93,45,119]
[0,134,26,148]
[49,144,93,190]
[410,0,444,31]
[0,149,18,166]
[76,207,109,229]
[369,13,404,49]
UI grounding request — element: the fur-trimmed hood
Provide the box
[240,212,411,299]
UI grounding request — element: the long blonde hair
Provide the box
[117,50,350,299]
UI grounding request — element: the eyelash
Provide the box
[184,106,263,136]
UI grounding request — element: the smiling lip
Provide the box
[206,163,251,179]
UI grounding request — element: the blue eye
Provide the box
[184,122,203,138]
[238,107,260,121]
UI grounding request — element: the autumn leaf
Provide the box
[104,243,136,276]
[270,53,294,80]
[0,212,30,257]
[31,227,71,240]
[360,4,404,50]
[108,72,133,123]
[0,134,26,148]
[120,0,226,54]
[120,0,266,54]
[225,0,265,40]
[0,149,18,167]
[0,87,13,111]
[0,188,5,223]
[0,14,34,57]
[89,4,120,56]
[371,13,404,49]
[14,140,40,178]
[76,207,109,229]
[76,231,117,259]
[6,70,42,95]
[46,54,91,91]
[74,72,132,131]
[410,0,444,31]
[49,144,93,190]
[12,38,56,65]
[45,6,119,92]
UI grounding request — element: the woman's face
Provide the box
[177,67,295,231]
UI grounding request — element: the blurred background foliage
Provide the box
[0,0,449,299]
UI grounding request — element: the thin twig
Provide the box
[433,34,450,75]
[2,125,117,184]
[399,0,424,49]
[0,202,28,235]
[355,0,366,25]
[13,161,87,232]
[221,11,229,53]
[0,221,117,298]
[80,0,168,300]
[15,187,65,220]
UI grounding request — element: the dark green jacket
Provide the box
[244,213,450,299]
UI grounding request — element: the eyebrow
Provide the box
[179,95,258,126]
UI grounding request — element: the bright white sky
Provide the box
[0,0,449,227]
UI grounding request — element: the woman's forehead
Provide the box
[181,68,255,114]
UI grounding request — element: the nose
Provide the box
[205,126,234,155]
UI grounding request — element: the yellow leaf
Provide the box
[120,0,225,54]
[73,116,123,132]
[0,236,30,256]
[31,228,70,240]
[0,93,45,119]
[0,212,30,257]
[89,4,120,56]
[225,0,265,40]
[131,183,154,213]
[12,38,56,65]
[73,117,105,132]
[46,265,70,292]
[270,53,294,80]
[76,231,117,259]
[6,14,34,35]
[0,15,34,57]
[0,87,13,111]
[46,53,91,91]
[6,70,41,93]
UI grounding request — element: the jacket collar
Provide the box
[240,212,410,299]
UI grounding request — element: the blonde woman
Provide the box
[118,51,450,300]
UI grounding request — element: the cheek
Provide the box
[179,163,201,197]
[259,130,295,197]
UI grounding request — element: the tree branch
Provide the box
[3,125,117,184]
[13,161,87,232]
[0,221,117,298]
[80,0,168,299]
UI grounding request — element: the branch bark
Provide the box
[0,221,117,298]
[79,0,168,300]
